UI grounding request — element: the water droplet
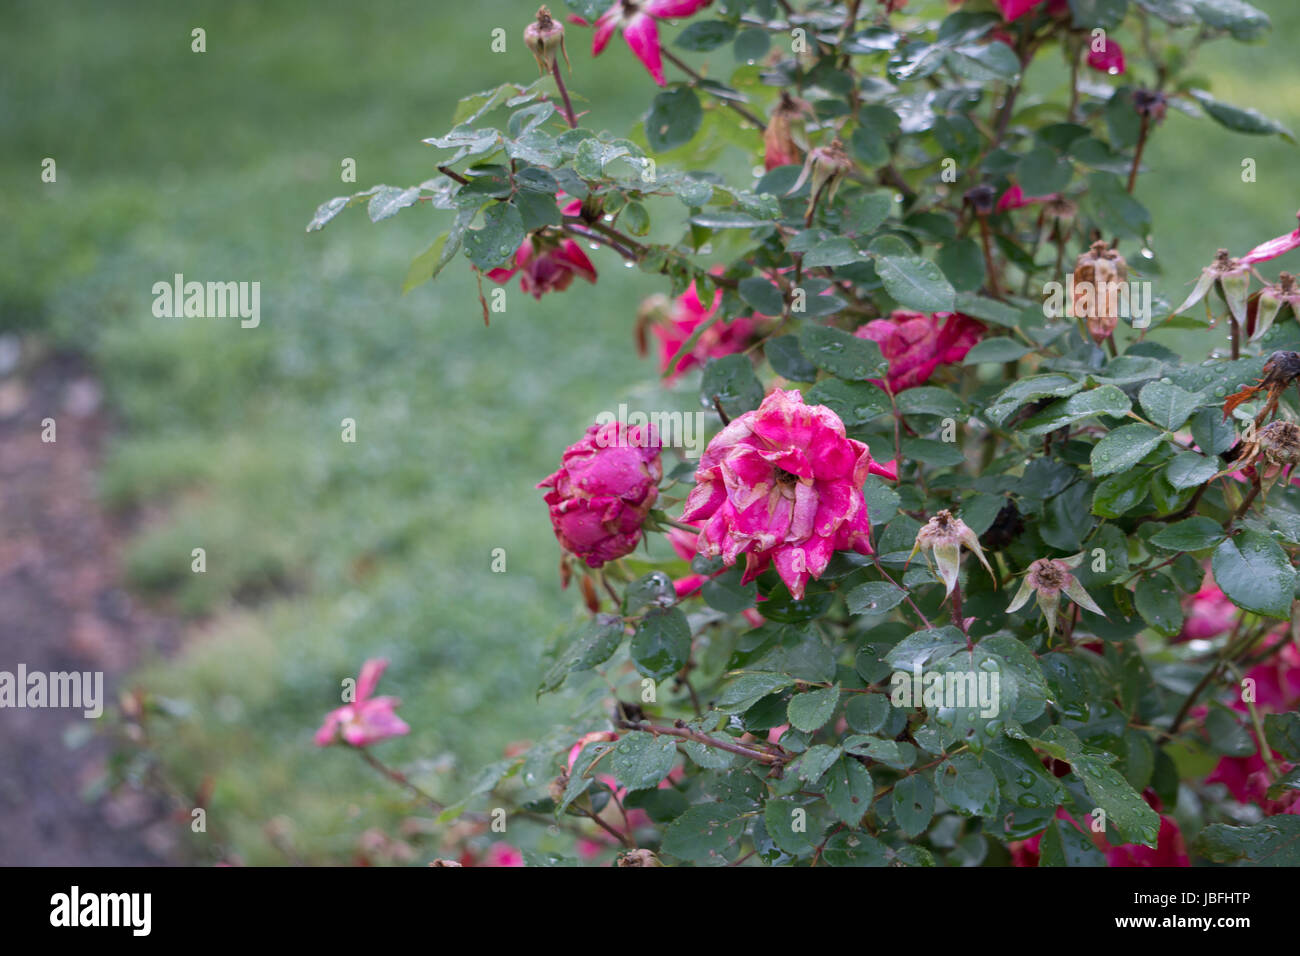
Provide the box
[1018,794,1041,808]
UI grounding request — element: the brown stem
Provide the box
[660,47,767,131]
[437,165,469,185]
[1126,114,1151,194]
[551,61,579,129]
[618,719,784,765]
[978,214,1003,298]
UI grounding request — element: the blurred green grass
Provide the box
[2,0,1298,864]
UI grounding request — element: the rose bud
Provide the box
[907,510,996,598]
[1132,89,1168,125]
[524,5,569,75]
[538,421,662,568]
[964,184,998,217]
[1006,555,1104,637]
[1073,240,1128,345]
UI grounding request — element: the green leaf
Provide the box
[1036,726,1160,846]
[1091,424,1164,477]
[733,27,771,62]
[701,354,764,420]
[1017,147,1073,196]
[1205,703,1255,757]
[822,829,887,865]
[895,387,966,419]
[799,324,888,380]
[792,744,842,785]
[645,86,703,152]
[766,335,819,382]
[402,234,449,294]
[803,379,890,424]
[1212,530,1297,619]
[611,732,678,792]
[538,614,626,695]
[1092,468,1151,518]
[463,202,525,271]
[787,684,840,732]
[1195,817,1300,866]
[845,693,891,734]
[891,774,934,838]
[1022,385,1133,437]
[1264,712,1300,762]
[1135,575,1183,637]
[962,337,1033,364]
[716,673,795,713]
[846,581,907,615]
[701,566,757,613]
[661,802,748,863]
[1190,0,1271,41]
[946,42,1020,82]
[1139,380,1203,431]
[935,754,999,816]
[675,20,736,51]
[630,607,692,681]
[367,185,421,223]
[823,757,875,826]
[1190,89,1295,142]
[738,276,785,316]
[1040,817,1107,866]
[1149,516,1226,552]
[1165,451,1219,490]
[875,255,956,312]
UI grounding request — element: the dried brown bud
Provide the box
[617,848,663,867]
[1073,240,1128,344]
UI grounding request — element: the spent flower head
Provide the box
[907,510,995,597]
[1006,555,1104,637]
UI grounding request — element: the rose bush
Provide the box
[310,0,1300,866]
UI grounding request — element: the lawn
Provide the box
[2,0,1298,864]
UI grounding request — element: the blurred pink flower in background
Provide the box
[1175,580,1237,643]
[314,658,410,747]
[1086,38,1125,75]
[855,310,984,393]
[651,279,757,383]
[487,196,596,300]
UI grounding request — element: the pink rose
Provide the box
[680,389,891,599]
[589,0,713,86]
[855,310,984,393]
[486,196,596,300]
[1175,581,1237,643]
[485,842,525,867]
[314,658,410,748]
[996,183,1057,212]
[653,280,757,383]
[539,421,662,568]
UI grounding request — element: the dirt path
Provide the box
[0,342,180,865]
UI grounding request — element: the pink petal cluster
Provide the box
[486,196,596,300]
[1175,580,1236,643]
[538,420,662,568]
[314,658,410,748]
[1086,37,1126,75]
[1240,211,1300,265]
[1206,638,1300,815]
[854,310,985,393]
[996,183,1057,212]
[653,280,757,382]
[991,0,1069,20]
[591,0,712,86]
[680,388,890,599]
